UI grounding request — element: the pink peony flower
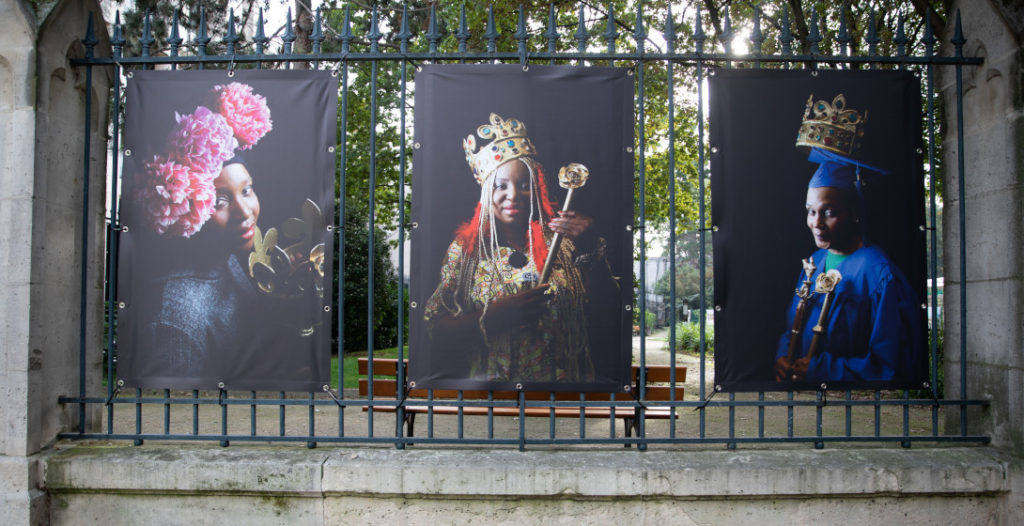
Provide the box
[213,82,273,150]
[136,155,218,237]
[166,106,238,176]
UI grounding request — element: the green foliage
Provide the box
[337,206,402,354]
[668,321,714,356]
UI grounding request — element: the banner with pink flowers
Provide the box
[116,70,337,391]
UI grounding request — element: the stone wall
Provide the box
[0,0,110,524]
[941,0,1024,455]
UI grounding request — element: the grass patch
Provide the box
[334,346,407,389]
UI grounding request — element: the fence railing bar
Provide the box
[952,9,969,437]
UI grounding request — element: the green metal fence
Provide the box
[61,2,989,450]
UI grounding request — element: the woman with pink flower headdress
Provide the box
[119,82,291,387]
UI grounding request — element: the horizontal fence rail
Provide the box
[61,2,989,450]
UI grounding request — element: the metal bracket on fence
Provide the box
[924,382,941,408]
[227,54,236,77]
[695,384,722,411]
[322,385,343,407]
[104,379,124,406]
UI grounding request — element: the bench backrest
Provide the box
[357,358,685,401]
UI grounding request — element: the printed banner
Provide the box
[117,70,337,391]
[710,69,928,392]
[409,64,634,392]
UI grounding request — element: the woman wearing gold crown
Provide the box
[423,113,618,383]
[774,95,924,384]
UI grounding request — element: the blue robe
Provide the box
[775,244,925,383]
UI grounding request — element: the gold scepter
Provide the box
[785,258,819,365]
[805,269,843,362]
[538,163,590,285]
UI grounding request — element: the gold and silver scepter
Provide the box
[538,163,590,285]
[785,258,819,365]
[805,269,843,362]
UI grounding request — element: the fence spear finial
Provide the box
[197,6,211,56]
[254,8,268,55]
[575,5,589,54]
[168,8,182,57]
[693,5,706,53]
[140,8,155,57]
[484,5,500,54]
[283,7,296,55]
[457,5,471,53]
[780,7,793,56]
[544,3,559,55]
[398,3,412,54]
[602,6,618,54]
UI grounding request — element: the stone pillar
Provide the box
[941,1,1024,455]
[0,0,110,523]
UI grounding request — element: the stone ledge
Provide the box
[42,444,1015,499]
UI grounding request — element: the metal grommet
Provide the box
[712,226,719,232]
[627,69,634,76]
[322,385,331,392]
[412,222,419,229]
[707,69,716,76]
[414,142,421,149]
[324,306,331,312]
[126,71,134,78]
[409,381,417,388]
[916,148,923,154]
[820,383,828,390]
[415,66,422,72]
[328,145,336,153]
[714,385,722,392]
[117,379,125,387]
[811,70,819,77]
[626,146,634,153]
[625,225,633,231]
[331,70,339,77]
[923,381,930,389]
[326,225,334,232]
[217,382,226,389]
[921,303,927,309]
[515,383,523,390]
[623,385,631,392]
[522,64,529,72]
[919,225,926,231]
[118,301,126,309]
[124,149,133,157]
[410,301,418,308]
[625,305,632,311]
[121,226,129,233]
[714,305,722,312]
[228,70,235,77]
[711,146,718,154]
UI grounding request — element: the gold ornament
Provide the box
[795,94,866,156]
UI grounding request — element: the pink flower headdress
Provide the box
[135,83,273,237]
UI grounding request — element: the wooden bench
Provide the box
[358,358,685,438]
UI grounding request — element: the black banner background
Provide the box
[117,70,336,391]
[409,65,634,392]
[710,69,928,392]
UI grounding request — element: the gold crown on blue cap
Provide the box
[463,113,537,185]
[796,94,866,156]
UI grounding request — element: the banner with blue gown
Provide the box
[709,69,928,392]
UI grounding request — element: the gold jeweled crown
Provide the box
[463,113,537,185]
[795,94,866,156]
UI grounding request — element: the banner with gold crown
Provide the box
[409,64,634,393]
[116,70,337,392]
[709,69,928,392]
